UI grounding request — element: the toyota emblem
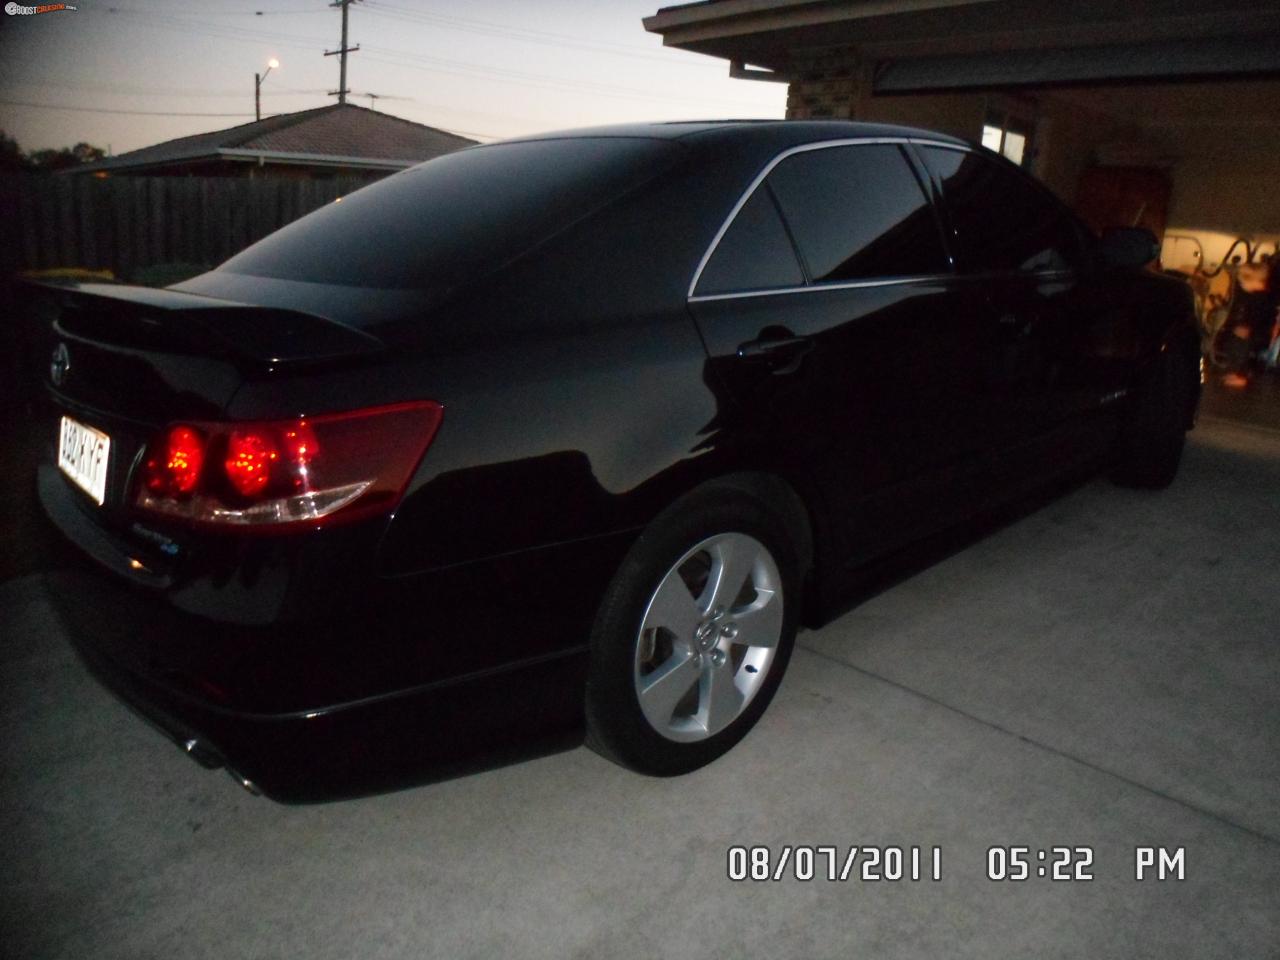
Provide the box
[50,342,70,387]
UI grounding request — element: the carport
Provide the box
[645,0,1280,392]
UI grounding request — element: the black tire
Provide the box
[1110,348,1195,489]
[585,484,802,776]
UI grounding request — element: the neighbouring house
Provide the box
[644,0,1280,271]
[67,103,477,181]
[0,104,479,278]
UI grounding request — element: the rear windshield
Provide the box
[219,137,680,290]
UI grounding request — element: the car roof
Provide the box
[498,119,971,151]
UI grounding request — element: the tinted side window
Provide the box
[919,147,1082,274]
[765,144,948,283]
[696,187,804,295]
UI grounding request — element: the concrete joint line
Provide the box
[796,643,1280,849]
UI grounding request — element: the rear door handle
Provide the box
[737,335,814,371]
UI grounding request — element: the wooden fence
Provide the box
[0,173,374,280]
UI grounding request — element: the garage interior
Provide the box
[646,0,1280,421]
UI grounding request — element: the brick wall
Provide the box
[784,48,862,119]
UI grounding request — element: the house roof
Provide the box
[72,103,477,174]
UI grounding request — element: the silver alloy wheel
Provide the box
[633,532,784,743]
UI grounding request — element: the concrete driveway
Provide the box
[2,416,1278,959]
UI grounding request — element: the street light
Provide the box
[254,58,280,121]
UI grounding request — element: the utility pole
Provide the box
[325,0,360,105]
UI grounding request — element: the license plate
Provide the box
[58,415,112,506]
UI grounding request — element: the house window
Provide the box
[980,111,1033,167]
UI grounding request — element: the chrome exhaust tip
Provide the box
[182,738,223,770]
[181,738,259,795]
[227,768,262,796]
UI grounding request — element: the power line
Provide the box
[358,49,767,108]
[365,1,694,58]
[361,1,722,68]
[89,7,770,108]
[0,99,258,118]
[93,8,335,52]
[103,3,329,14]
[48,8,776,138]
[3,78,326,99]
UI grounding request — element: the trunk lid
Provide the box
[29,279,386,549]
[36,280,384,421]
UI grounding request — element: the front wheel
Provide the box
[1110,348,1196,489]
[585,489,801,776]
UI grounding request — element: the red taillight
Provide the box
[224,430,279,497]
[134,401,443,531]
[144,425,206,495]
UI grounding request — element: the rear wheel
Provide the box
[585,489,800,775]
[1111,348,1195,489]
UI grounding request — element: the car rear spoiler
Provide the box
[21,279,385,373]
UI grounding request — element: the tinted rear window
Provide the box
[766,144,948,282]
[219,138,681,290]
[696,186,804,295]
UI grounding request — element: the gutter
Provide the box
[63,149,419,176]
[216,149,417,170]
[643,0,1001,42]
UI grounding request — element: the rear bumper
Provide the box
[37,463,625,802]
[52,579,589,802]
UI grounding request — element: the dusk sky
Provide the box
[0,0,787,155]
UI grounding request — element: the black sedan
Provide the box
[33,121,1200,800]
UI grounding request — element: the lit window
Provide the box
[1002,130,1026,165]
[981,111,1033,168]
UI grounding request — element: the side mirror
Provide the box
[1097,227,1160,268]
